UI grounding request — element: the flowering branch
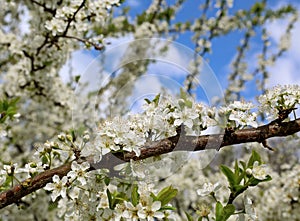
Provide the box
[120,117,300,161]
[1,117,299,209]
[0,162,72,209]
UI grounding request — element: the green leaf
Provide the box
[185,99,193,108]
[223,204,235,220]
[41,155,49,165]
[216,202,235,221]
[0,175,13,191]
[249,175,272,186]
[234,160,238,173]
[264,175,272,182]
[106,189,113,209]
[150,192,159,203]
[185,211,194,221]
[104,176,110,186]
[247,150,262,168]
[74,75,81,83]
[144,94,161,106]
[114,192,127,205]
[48,201,58,211]
[180,88,188,100]
[0,97,20,123]
[240,161,247,170]
[153,94,161,106]
[235,162,245,185]
[251,2,265,14]
[232,184,247,194]
[215,201,224,221]
[144,98,151,104]
[160,205,176,211]
[156,186,178,206]
[71,130,76,142]
[220,165,237,188]
[131,184,139,206]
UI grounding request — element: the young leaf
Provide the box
[104,176,110,186]
[131,184,139,206]
[150,192,158,201]
[153,94,161,106]
[216,202,235,221]
[215,201,224,221]
[220,165,237,188]
[156,186,178,206]
[232,184,247,194]
[144,98,151,104]
[240,161,247,170]
[185,99,193,108]
[160,205,176,211]
[234,160,239,176]
[180,88,188,100]
[106,189,113,209]
[185,211,194,221]
[223,204,235,220]
[249,175,272,186]
[247,150,262,168]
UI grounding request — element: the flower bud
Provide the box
[58,134,65,142]
[246,168,252,176]
[66,134,73,142]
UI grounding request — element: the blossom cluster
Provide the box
[86,94,216,162]
[45,0,120,37]
[81,84,300,163]
[43,163,177,220]
[1,0,299,219]
[219,101,258,128]
[258,85,300,120]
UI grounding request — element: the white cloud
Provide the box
[60,36,222,107]
[266,57,300,86]
[127,0,141,7]
[126,75,167,113]
[104,37,191,77]
[266,2,300,88]
[59,50,97,84]
[19,5,30,35]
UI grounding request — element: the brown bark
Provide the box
[1,118,300,209]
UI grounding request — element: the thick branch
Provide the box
[121,118,300,161]
[1,118,300,209]
[0,162,71,209]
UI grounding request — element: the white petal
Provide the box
[53,175,60,183]
[151,201,161,211]
[44,183,54,191]
[154,211,164,218]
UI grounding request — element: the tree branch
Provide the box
[1,118,300,209]
[0,162,71,209]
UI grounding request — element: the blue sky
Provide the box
[120,0,300,91]
[61,0,300,107]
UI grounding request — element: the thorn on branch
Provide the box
[261,140,275,151]
[277,107,296,122]
[176,124,186,137]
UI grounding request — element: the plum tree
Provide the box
[0,0,299,220]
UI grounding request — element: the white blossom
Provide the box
[173,106,199,128]
[252,161,268,180]
[44,175,68,201]
[244,195,258,220]
[197,182,221,197]
[137,200,164,221]
[67,161,90,185]
[123,201,139,220]
[45,18,66,36]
